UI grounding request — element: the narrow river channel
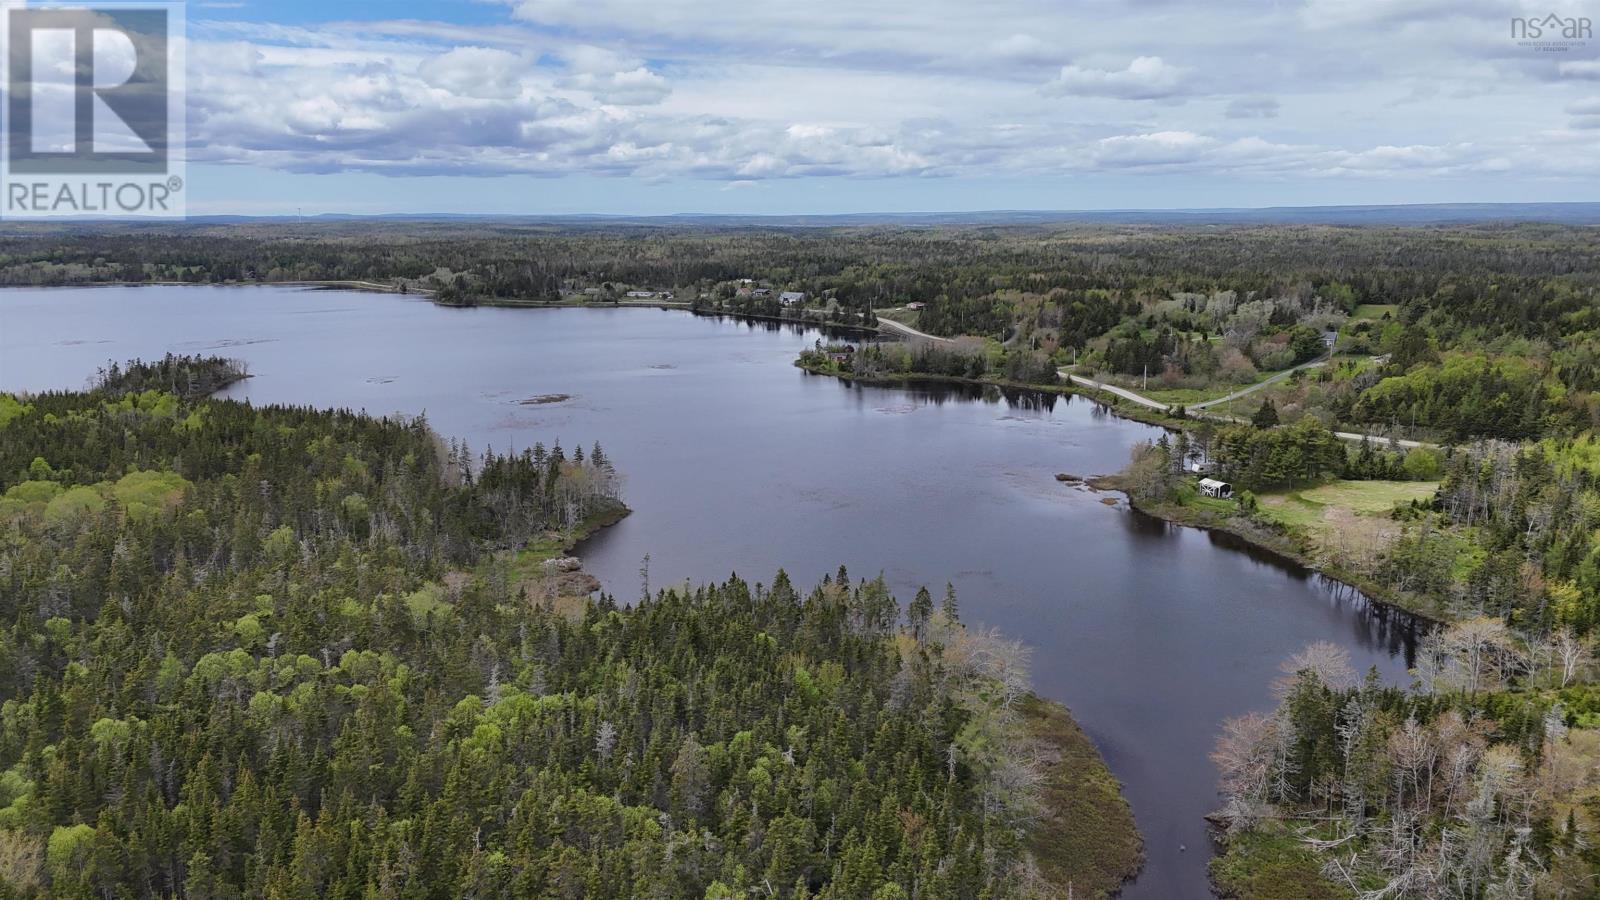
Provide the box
[1,286,1419,898]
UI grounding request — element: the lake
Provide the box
[0,285,1418,898]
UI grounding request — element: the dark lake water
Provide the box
[1,286,1418,898]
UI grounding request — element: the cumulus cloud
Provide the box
[1091,131,1215,167]
[562,67,670,105]
[1323,143,1468,173]
[185,30,938,181]
[1043,56,1188,100]
[422,47,530,100]
[172,0,1599,192]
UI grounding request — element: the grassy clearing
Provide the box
[1210,826,1350,899]
[1182,492,1238,516]
[1352,303,1399,320]
[1294,480,1438,512]
[874,306,922,329]
[1257,480,1436,546]
[1196,355,1375,421]
[1113,368,1276,406]
[1200,378,1309,420]
[1021,694,1144,898]
[1144,382,1258,405]
[1257,493,1326,531]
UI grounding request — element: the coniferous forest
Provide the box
[0,358,1131,898]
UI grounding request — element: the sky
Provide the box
[160,0,1600,213]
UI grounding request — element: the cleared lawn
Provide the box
[1353,303,1398,320]
[875,307,922,329]
[1258,479,1437,536]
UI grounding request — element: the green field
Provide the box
[1258,479,1437,532]
[1352,303,1399,320]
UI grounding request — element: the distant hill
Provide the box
[174,203,1600,227]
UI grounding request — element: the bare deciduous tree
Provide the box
[1275,640,1356,697]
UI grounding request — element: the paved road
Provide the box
[1063,373,1172,410]
[875,316,1435,448]
[876,316,948,343]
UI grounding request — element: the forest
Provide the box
[0,357,1135,898]
[8,221,1600,897]
[1210,634,1600,899]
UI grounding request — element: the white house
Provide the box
[626,290,656,298]
[779,291,807,306]
[1198,478,1233,499]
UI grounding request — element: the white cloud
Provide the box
[1044,56,1188,100]
[172,0,1599,193]
[422,47,530,100]
[563,67,671,105]
[1091,131,1215,167]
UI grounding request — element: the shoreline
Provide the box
[1089,474,1442,627]
[518,502,633,598]
[794,358,1194,430]
[550,502,1148,894]
[8,279,887,336]
[1021,693,1146,897]
[798,359,1443,627]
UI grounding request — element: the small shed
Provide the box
[1198,478,1233,499]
